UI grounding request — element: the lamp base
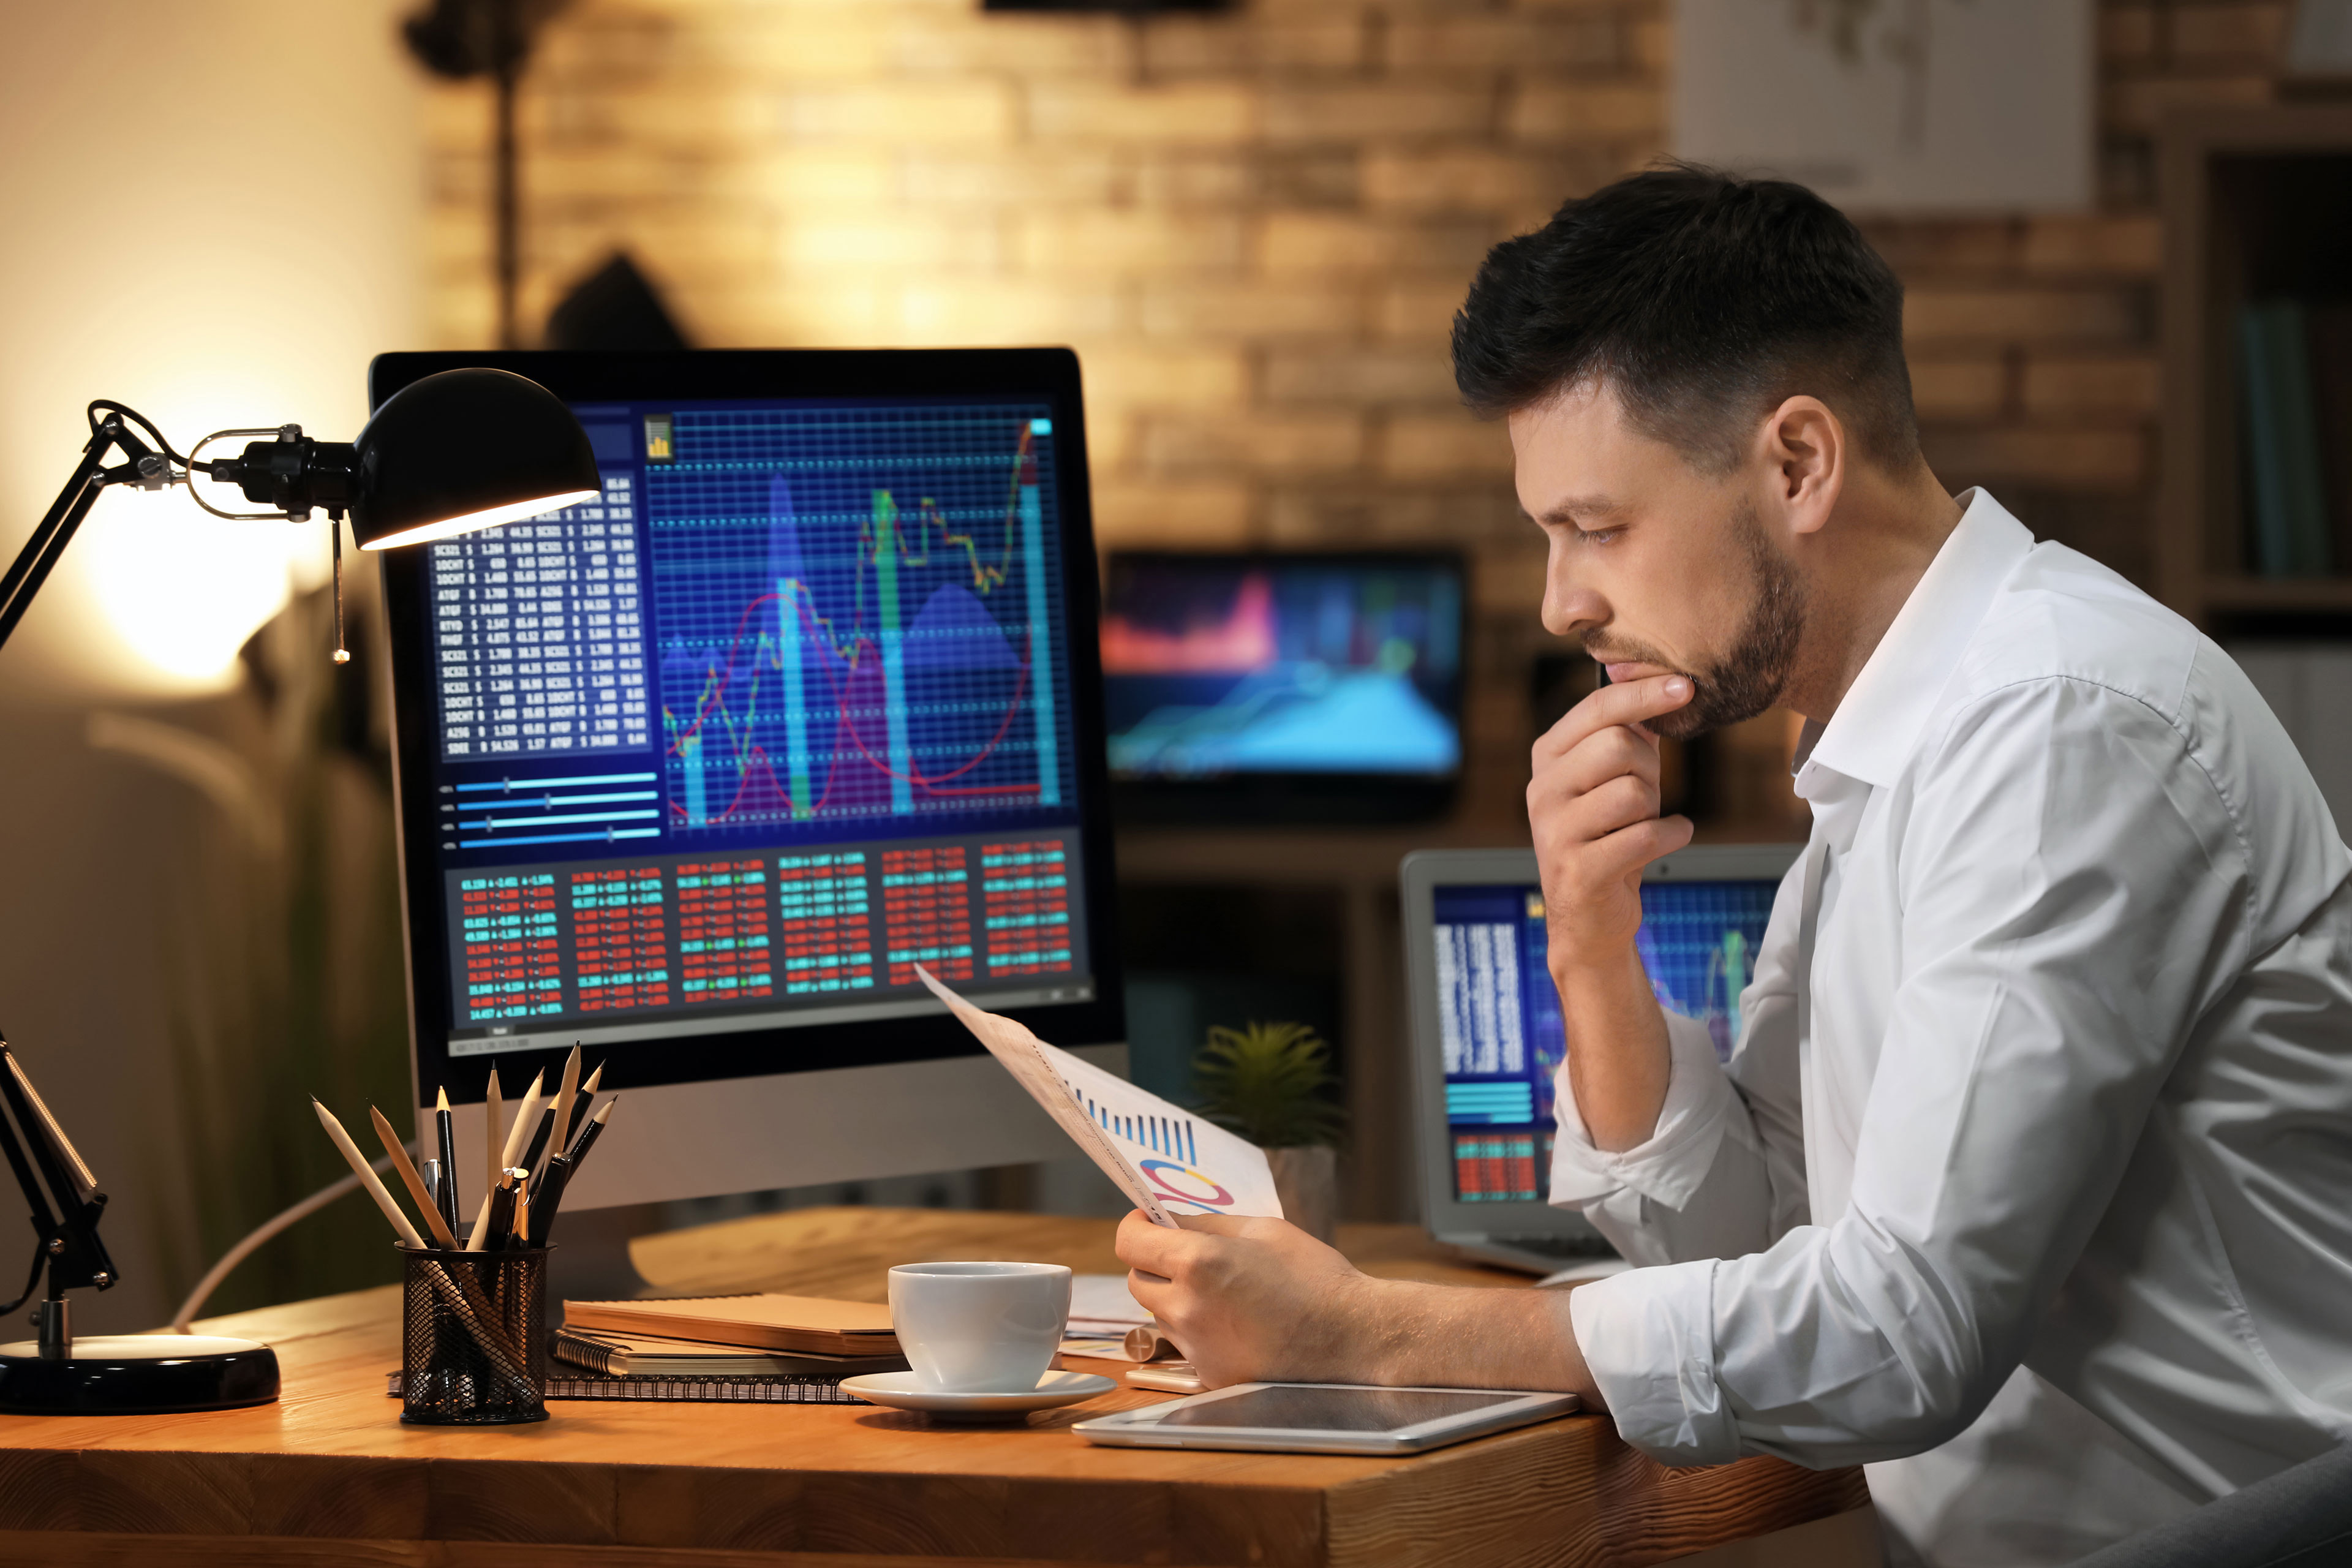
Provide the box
[0,1335,279,1414]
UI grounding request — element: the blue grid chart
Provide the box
[647,405,1074,842]
[1634,880,1781,1061]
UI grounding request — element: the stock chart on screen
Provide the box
[418,396,1094,1058]
[1099,555,1462,779]
[651,407,1069,835]
[1431,878,1778,1204]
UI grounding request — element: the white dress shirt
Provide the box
[1550,491,2352,1567]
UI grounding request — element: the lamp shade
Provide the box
[348,368,600,550]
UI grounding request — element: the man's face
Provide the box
[1507,383,1804,741]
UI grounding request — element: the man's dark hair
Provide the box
[1452,164,1918,473]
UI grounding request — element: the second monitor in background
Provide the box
[1400,844,1801,1274]
[1102,551,1466,825]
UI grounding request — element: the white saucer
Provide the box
[840,1368,1117,1419]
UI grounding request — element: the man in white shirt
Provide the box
[1115,167,2352,1566]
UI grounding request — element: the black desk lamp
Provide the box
[0,368,597,1414]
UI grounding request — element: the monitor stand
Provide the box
[541,1201,663,1306]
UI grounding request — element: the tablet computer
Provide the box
[1071,1382,1579,1455]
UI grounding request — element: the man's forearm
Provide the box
[1327,1276,1599,1403]
[1555,944,1672,1152]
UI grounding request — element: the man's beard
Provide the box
[1585,501,1806,742]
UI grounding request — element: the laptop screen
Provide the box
[1430,879,1780,1204]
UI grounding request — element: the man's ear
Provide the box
[1760,396,1844,538]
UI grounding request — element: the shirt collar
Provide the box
[1793,488,2035,796]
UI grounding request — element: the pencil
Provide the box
[467,1069,544,1251]
[534,1097,617,1246]
[501,1070,547,1168]
[562,1079,607,1162]
[434,1087,459,1233]
[518,1104,558,1180]
[567,1095,617,1174]
[546,1044,582,1172]
[569,1063,603,1148]
[312,1098,424,1250]
[484,1066,502,1210]
[370,1105,459,1250]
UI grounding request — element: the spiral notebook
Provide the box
[552,1326,905,1378]
[383,1368,870,1404]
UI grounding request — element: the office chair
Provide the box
[2070,1443,2352,1567]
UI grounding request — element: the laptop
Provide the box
[1399,843,1802,1275]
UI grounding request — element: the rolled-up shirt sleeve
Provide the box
[1551,854,1811,1268]
[1567,678,2248,1469]
[1548,1011,1774,1266]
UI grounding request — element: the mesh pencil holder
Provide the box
[398,1245,550,1425]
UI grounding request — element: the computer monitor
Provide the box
[1398,844,1800,1273]
[374,350,1125,1212]
[1101,551,1465,824]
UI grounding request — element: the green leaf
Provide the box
[1191,1020,1346,1150]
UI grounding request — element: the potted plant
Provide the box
[1193,1021,1346,1243]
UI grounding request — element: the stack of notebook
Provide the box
[385,1292,911,1405]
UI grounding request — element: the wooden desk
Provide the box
[0,1208,1868,1567]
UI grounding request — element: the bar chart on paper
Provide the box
[650,405,1074,840]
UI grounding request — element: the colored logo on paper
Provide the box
[1139,1158,1235,1214]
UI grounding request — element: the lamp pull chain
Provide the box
[330,516,350,665]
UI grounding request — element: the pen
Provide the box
[420,1157,441,1216]
[545,1045,582,1174]
[371,1105,459,1251]
[511,1174,530,1250]
[312,1098,424,1249]
[480,1166,525,1254]
[529,1150,573,1246]
[467,1070,543,1251]
[434,1087,459,1234]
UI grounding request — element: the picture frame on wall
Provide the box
[2286,0,2352,78]
[1672,0,2095,214]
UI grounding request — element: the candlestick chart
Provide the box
[649,405,1071,840]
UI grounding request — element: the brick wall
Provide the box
[423,0,2299,834]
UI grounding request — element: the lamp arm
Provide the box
[0,437,115,657]
[0,1084,59,1274]
[0,409,179,657]
[0,1042,111,1298]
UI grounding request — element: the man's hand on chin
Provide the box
[1115,1210,1376,1388]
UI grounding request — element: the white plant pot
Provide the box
[1267,1145,1339,1244]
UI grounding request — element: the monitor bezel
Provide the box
[372,349,1125,1107]
[1099,547,1469,826]
[1398,843,1803,1241]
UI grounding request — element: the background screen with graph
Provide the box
[415,392,1094,1060]
[1099,554,1463,779]
[1430,878,1779,1204]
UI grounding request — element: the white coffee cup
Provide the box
[888,1261,1071,1393]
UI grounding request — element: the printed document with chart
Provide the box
[914,965,1281,1227]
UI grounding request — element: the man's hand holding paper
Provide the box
[1114,1210,1371,1387]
